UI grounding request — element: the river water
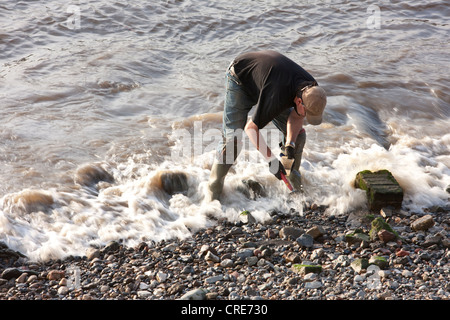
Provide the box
[1,0,449,261]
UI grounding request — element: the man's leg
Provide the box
[208,136,237,200]
[272,109,306,191]
[208,68,255,200]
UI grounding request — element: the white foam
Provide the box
[1,112,449,261]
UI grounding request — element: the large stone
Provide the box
[178,288,207,300]
[355,170,403,211]
[292,264,322,275]
[345,229,370,245]
[351,258,369,273]
[0,242,26,260]
[1,268,22,280]
[101,240,120,254]
[411,214,435,231]
[369,217,398,241]
[369,255,389,269]
[75,163,114,187]
[284,252,301,263]
[205,251,220,263]
[47,270,65,281]
[156,271,168,282]
[239,210,257,225]
[304,281,323,289]
[86,248,101,261]
[158,171,189,195]
[296,234,314,248]
[279,226,304,240]
[205,275,223,284]
[10,189,54,213]
[241,179,266,199]
[377,230,397,243]
[305,225,325,239]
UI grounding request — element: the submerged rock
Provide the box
[4,189,54,214]
[155,170,189,195]
[75,163,114,187]
[242,179,266,199]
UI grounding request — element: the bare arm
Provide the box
[245,119,288,180]
[286,108,304,145]
[244,119,274,160]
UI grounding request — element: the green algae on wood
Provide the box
[355,169,404,211]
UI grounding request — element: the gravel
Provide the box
[1,204,449,301]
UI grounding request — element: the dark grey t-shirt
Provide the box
[233,50,316,129]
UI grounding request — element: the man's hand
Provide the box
[268,158,287,180]
[286,145,295,159]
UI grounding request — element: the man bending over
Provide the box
[208,50,327,201]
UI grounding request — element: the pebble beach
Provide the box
[1,3,449,317]
[1,202,449,302]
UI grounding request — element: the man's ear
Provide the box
[294,96,303,105]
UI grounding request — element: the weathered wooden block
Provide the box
[355,170,403,211]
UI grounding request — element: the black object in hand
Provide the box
[268,159,287,180]
[286,145,295,159]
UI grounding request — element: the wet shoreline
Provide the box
[2,0,449,268]
[1,203,449,301]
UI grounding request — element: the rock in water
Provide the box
[242,179,266,199]
[355,170,403,211]
[75,163,114,187]
[0,242,26,260]
[4,189,54,214]
[156,171,189,195]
